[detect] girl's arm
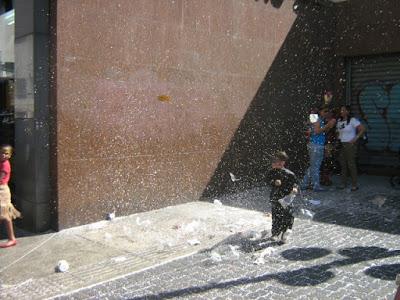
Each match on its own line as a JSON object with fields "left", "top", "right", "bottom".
{"left": 0, "top": 171, "right": 5, "bottom": 182}
{"left": 350, "top": 123, "right": 366, "bottom": 144}
{"left": 313, "top": 119, "right": 336, "bottom": 134}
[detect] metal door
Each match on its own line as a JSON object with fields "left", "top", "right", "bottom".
{"left": 347, "top": 54, "right": 400, "bottom": 169}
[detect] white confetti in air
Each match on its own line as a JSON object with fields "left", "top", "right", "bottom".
{"left": 309, "top": 113, "right": 319, "bottom": 123}
{"left": 229, "top": 172, "right": 241, "bottom": 182}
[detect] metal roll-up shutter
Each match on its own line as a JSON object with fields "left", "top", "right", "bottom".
{"left": 347, "top": 54, "right": 400, "bottom": 170}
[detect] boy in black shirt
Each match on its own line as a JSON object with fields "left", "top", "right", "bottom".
{"left": 267, "top": 151, "right": 298, "bottom": 243}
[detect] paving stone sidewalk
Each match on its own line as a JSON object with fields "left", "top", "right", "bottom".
{"left": 0, "top": 201, "right": 271, "bottom": 299}
{"left": 54, "top": 175, "right": 400, "bottom": 299}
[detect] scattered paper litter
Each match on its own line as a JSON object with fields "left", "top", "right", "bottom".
{"left": 259, "top": 247, "right": 276, "bottom": 257}
{"left": 182, "top": 220, "right": 202, "bottom": 233}
{"left": 228, "top": 245, "right": 240, "bottom": 258}
{"left": 370, "top": 195, "right": 386, "bottom": 207}
{"left": 86, "top": 222, "right": 107, "bottom": 231}
{"left": 254, "top": 257, "right": 265, "bottom": 265}
{"left": 210, "top": 251, "right": 222, "bottom": 262}
{"left": 253, "top": 247, "right": 276, "bottom": 265}
{"left": 172, "top": 224, "right": 181, "bottom": 230}
{"left": 300, "top": 209, "right": 315, "bottom": 219}
{"left": 246, "top": 230, "right": 262, "bottom": 241}
{"left": 55, "top": 260, "right": 69, "bottom": 273}
{"left": 111, "top": 256, "right": 127, "bottom": 263}
{"left": 106, "top": 212, "right": 115, "bottom": 221}
{"left": 136, "top": 217, "right": 151, "bottom": 226}
{"left": 213, "top": 199, "right": 223, "bottom": 206}
{"left": 308, "top": 199, "right": 321, "bottom": 205}
{"left": 187, "top": 239, "right": 201, "bottom": 246}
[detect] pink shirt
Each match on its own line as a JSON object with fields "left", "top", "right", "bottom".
{"left": 0, "top": 160, "right": 11, "bottom": 185}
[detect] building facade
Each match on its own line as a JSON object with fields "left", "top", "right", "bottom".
{"left": 1, "top": 0, "right": 399, "bottom": 232}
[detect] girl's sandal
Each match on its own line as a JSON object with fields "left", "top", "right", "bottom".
{"left": 0, "top": 240, "right": 17, "bottom": 248}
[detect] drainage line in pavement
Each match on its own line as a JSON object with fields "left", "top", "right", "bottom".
{"left": 0, "top": 232, "right": 58, "bottom": 274}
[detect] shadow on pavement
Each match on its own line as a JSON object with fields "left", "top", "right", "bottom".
{"left": 204, "top": 175, "right": 400, "bottom": 236}
{"left": 130, "top": 244, "right": 400, "bottom": 299}
{"left": 281, "top": 247, "right": 332, "bottom": 261}
{"left": 365, "top": 263, "right": 400, "bottom": 281}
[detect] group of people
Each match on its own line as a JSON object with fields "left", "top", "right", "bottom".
{"left": 301, "top": 103, "right": 366, "bottom": 192}
{"left": 266, "top": 97, "right": 366, "bottom": 243}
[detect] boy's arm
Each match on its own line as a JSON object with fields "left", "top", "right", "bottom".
{"left": 290, "top": 173, "right": 299, "bottom": 194}
{"left": 266, "top": 169, "right": 275, "bottom": 186}
{"left": 269, "top": 170, "right": 282, "bottom": 186}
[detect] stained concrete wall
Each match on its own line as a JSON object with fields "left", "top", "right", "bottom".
{"left": 335, "top": 0, "right": 400, "bottom": 57}
{"left": 53, "top": 0, "right": 337, "bottom": 229}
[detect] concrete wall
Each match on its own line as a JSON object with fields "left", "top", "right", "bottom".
{"left": 335, "top": 0, "right": 400, "bottom": 57}
{"left": 53, "top": 0, "right": 336, "bottom": 229}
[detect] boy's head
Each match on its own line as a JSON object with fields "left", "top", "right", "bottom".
{"left": 271, "top": 151, "right": 288, "bottom": 169}
{"left": 319, "top": 104, "right": 330, "bottom": 118}
{"left": 0, "top": 144, "right": 13, "bottom": 161}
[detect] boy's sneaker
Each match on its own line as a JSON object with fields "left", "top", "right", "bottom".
{"left": 260, "top": 230, "right": 269, "bottom": 239}
{"left": 300, "top": 185, "right": 309, "bottom": 191}
{"left": 313, "top": 186, "right": 327, "bottom": 192}
{"left": 270, "top": 235, "right": 280, "bottom": 241}
{"left": 281, "top": 230, "right": 292, "bottom": 243}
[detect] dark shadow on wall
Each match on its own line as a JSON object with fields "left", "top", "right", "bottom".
{"left": 201, "top": 4, "right": 336, "bottom": 199}
{"left": 255, "top": 0, "right": 284, "bottom": 8}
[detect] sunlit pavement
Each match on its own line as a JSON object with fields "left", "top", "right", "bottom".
{"left": 2, "top": 175, "right": 400, "bottom": 299}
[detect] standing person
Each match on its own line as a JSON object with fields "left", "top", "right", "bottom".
{"left": 320, "top": 109, "right": 340, "bottom": 186}
{"left": 336, "top": 105, "right": 366, "bottom": 191}
{"left": 301, "top": 105, "right": 336, "bottom": 192}
{"left": 0, "top": 144, "right": 21, "bottom": 248}
{"left": 267, "top": 151, "right": 298, "bottom": 243}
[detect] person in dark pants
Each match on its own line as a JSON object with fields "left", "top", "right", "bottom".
{"left": 336, "top": 105, "right": 366, "bottom": 191}
{"left": 267, "top": 151, "right": 298, "bottom": 243}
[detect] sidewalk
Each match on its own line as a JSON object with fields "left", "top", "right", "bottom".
{"left": 0, "top": 201, "right": 271, "bottom": 299}
{"left": 1, "top": 174, "right": 399, "bottom": 299}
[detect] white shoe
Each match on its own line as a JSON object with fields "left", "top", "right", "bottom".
{"left": 281, "top": 230, "right": 292, "bottom": 243}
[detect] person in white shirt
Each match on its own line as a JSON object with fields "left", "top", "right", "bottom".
{"left": 336, "top": 105, "right": 366, "bottom": 191}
